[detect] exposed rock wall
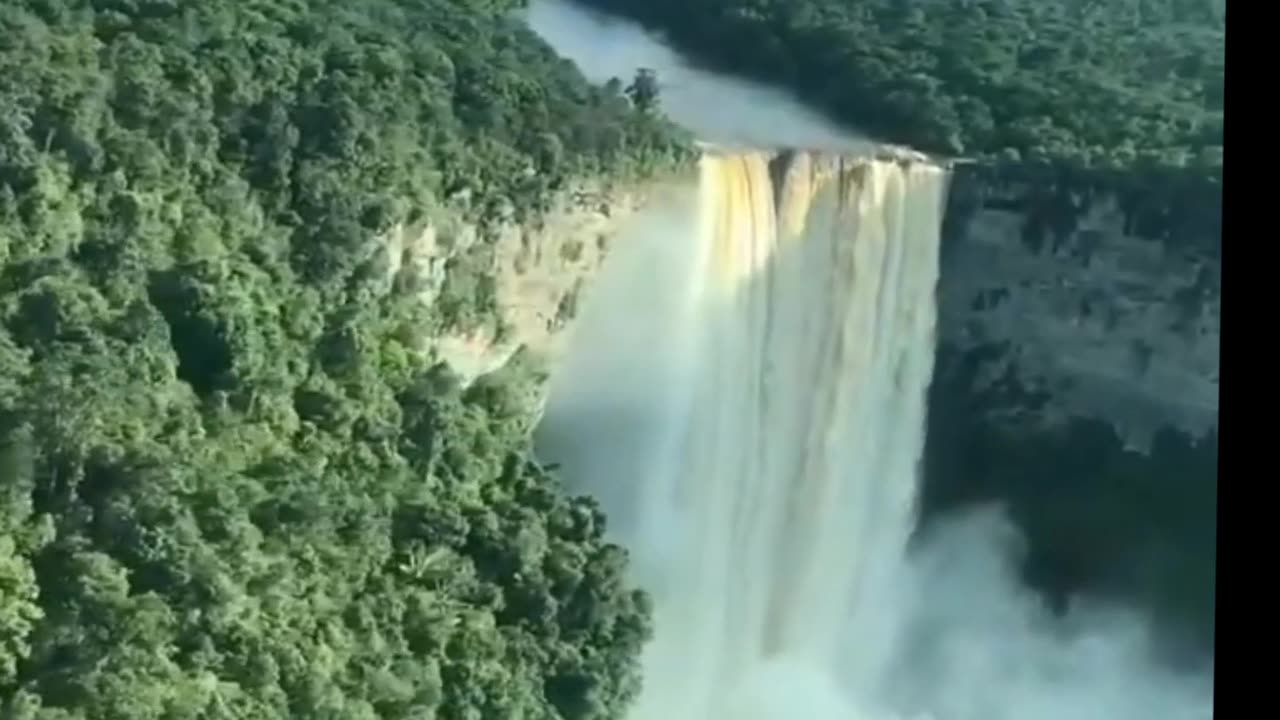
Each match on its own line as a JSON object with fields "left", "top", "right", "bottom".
{"left": 383, "top": 178, "right": 658, "bottom": 385}
{"left": 938, "top": 177, "right": 1221, "bottom": 447}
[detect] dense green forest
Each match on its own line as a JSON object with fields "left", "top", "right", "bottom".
{"left": 574, "top": 0, "right": 1224, "bottom": 174}
{"left": 0, "top": 0, "right": 691, "bottom": 717}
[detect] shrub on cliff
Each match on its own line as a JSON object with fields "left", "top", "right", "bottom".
{"left": 0, "top": 0, "right": 681, "bottom": 717}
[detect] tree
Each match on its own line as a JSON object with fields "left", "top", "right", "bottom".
{"left": 625, "top": 69, "right": 660, "bottom": 113}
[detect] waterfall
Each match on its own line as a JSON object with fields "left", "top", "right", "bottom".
{"left": 537, "top": 150, "right": 948, "bottom": 719}
{"left": 525, "top": 3, "right": 1215, "bottom": 716}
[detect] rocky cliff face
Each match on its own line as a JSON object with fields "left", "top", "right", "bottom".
{"left": 382, "top": 178, "right": 657, "bottom": 386}
{"left": 938, "top": 174, "right": 1221, "bottom": 448}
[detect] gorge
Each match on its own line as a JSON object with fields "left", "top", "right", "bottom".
{"left": 523, "top": 1, "right": 1217, "bottom": 718}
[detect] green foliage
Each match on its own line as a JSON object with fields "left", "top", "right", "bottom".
{"left": 624, "top": 70, "right": 660, "bottom": 115}
{"left": 0, "top": 0, "right": 686, "bottom": 717}
{"left": 575, "top": 0, "right": 1224, "bottom": 179}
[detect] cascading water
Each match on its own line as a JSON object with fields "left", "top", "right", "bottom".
{"left": 537, "top": 149, "right": 948, "bottom": 720}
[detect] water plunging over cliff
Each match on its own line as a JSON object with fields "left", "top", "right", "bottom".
{"left": 539, "top": 149, "right": 947, "bottom": 719}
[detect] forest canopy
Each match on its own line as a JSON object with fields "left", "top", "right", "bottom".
{"left": 574, "top": 0, "right": 1225, "bottom": 179}
{"left": 0, "top": 0, "right": 690, "bottom": 717}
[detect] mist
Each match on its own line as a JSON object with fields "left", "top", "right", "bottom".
{"left": 525, "top": 2, "right": 1214, "bottom": 719}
